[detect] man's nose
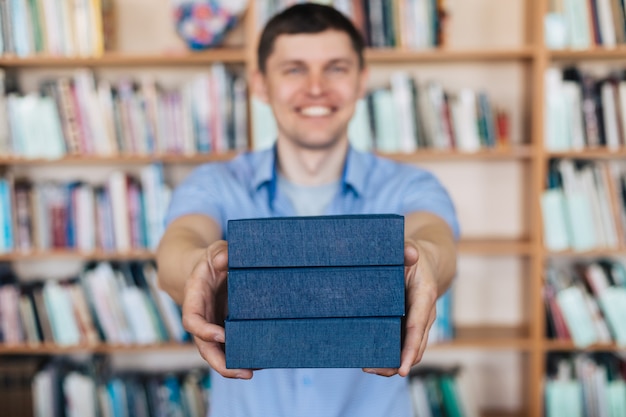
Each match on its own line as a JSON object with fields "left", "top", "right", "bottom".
{"left": 306, "top": 73, "right": 325, "bottom": 96}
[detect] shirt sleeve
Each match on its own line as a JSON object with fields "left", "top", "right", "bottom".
{"left": 400, "top": 169, "right": 460, "bottom": 240}
{"left": 163, "top": 163, "right": 225, "bottom": 229}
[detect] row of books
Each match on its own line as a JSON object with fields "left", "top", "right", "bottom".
{"left": 541, "top": 159, "right": 626, "bottom": 252}
{"left": 3, "top": 356, "right": 211, "bottom": 417}
{"left": 254, "top": 74, "right": 510, "bottom": 153}
{"left": 256, "top": 0, "right": 445, "bottom": 49}
{"left": 544, "top": 259, "right": 626, "bottom": 347}
{"left": 545, "top": 67, "right": 626, "bottom": 151}
{"left": 546, "top": 352, "right": 626, "bottom": 417}
{"left": 0, "top": 261, "right": 187, "bottom": 346}
{"left": 547, "top": 0, "right": 626, "bottom": 49}
{"left": 0, "top": 0, "right": 115, "bottom": 57}
{"left": 0, "top": 164, "right": 170, "bottom": 253}
{"left": 409, "top": 366, "right": 478, "bottom": 417}
{"left": 0, "top": 66, "right": 248, "bottom": 159}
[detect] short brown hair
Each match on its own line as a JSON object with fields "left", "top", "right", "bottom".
{"left": 257, "top": 3, "right": 365, "bottom": 73}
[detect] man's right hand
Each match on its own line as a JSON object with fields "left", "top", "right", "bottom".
{"left": 181, "top": 240, "right": 254, "bottom": 379}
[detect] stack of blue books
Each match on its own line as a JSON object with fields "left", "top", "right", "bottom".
{"left": 225, "top": 214, "right": 405, "bottom": 368}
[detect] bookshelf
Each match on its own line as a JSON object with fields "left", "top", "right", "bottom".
{"left": 2, "top": 0, "right": 623, "bottom": 415}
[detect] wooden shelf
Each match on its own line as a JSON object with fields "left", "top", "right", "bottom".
{"left": 0, "top": 342, "right": 195, "bottom": 355}
{"left": 0, "top": 151, "right": 240, "bottom": 166}
{"left": 381, "top": 146, "right": 534, "bottom": 162}
{"left": 429, "top": 326, "right": 532, "bottom": 350}
{"left": 544, "top": 340, "right": 626, "bottom": 352}
{"left": 549, "top": 46, "right": 626, "bottom": 61}
{"left": 0, "top": 249, "right": 155, "bottom": 261}
{"left": 546, "top": 148, "right": 626, "bottom": 160}
{"left": 0, "top": 147, "right": 534, "bottom": 166}
{"left": 458, "top": 238, "right": 533, "bottom": 255}
{"left": 0, "top": 49, "right": 247, "bottom": 67}
{"left": 545, "top": 247, "right": 626, "bottom": 258}
{"left": 365, "top": 47, "right": 536, "bottom": 63}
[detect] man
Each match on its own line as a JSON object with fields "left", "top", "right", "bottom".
{"left": 157, "top": 3, "right": 459, "bottom": 416}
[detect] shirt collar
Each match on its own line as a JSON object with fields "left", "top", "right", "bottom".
{"left": 250, "top": 144, "right": 368, "bottom": 197}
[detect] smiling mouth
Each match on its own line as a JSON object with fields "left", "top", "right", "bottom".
{"left": 297, "top": 106, "right": 336, "bottom": 117}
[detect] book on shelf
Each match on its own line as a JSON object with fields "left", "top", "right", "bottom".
{"left": 541, "top": 159, "right": 626, "bottom": 252}
{"left": 0, "top": 164, "right": 170, "bottom": 254}
{"left": 544, "top": 259, "right": 626, "bottom": 347}
{"left": 0, "top": 0, "right": 116, "bottom": 57}
{"left": 545, "top": 352, "right": 626, "bottom": 417}
{"left": 0, "top": 66, "right": 248, "bottom": 160}
{"left": 545, "top": 66, "right": 626, "bottom": 152}
{"left": 256, "top": 0, "right": 446, "bottom": 49}
{"left": 0, "top": 261, "right": 188, "bottom": 347}
{"left": 253, "top": 73, "right": 512, "bottom": 153}
{"left": 547, "top": 0, "right": 626, "bottom": 49}
{"left": 29, "top": 357, "right": 211, "bottom": 417}
{"left": 408, "top": 365, "right": 479, "bottom": 417}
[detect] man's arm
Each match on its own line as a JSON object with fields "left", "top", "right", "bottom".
{"left": 156, "top": 214, "right": 253, "bottom": 379}
{"left": 156, "top": 214, "right": 222, "bottom": 304}
{"left": 364, "top": 211, "right": 457, "bottom": 378}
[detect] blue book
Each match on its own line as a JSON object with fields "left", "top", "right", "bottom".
{"left": 228, "top": 265, "right": 404, "bottom": 319}
{"left": 225, "top": 317, "right": 401, "bottom": 368}
{"left": 228, "top": 214, "right": 404, "bottom": 268}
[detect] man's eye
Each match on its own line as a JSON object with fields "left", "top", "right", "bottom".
{"left": 328, "top": 66, "right": 348, "bottom": 74}
{"left": 285, "top": 67, "right": 304, "bottom": 75}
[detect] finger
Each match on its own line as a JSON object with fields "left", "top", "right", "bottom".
{"left": 414, "top": 308, "right": 437, "bottom": 364}
{"left": 399, "top": 289, "right": 437, "bottom": 377}
{"left": 362, "top": 367, "right": 398, "bottom": 377}
{"left": 195, "top": 339, "right": 253, "bottom": 379}
{"left": 183, "top": 313, "right": 225, "bottom": 343}
{"left": 404, "top": 241, "right": 419, "bottom": 266}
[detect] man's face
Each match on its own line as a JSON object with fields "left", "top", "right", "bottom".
{"left": 256, "top": 30, "right": 367, "bottom": 150}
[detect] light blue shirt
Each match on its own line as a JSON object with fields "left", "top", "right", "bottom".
{"left": 165, "top": 146, "right": 460, "bottom": 417}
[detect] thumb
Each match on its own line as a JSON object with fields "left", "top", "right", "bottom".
{"left": 208, "top": 240, "right": 229, "bottom": 272}
{"left": 404, "top": 240, "right": 419, "bottom": 266}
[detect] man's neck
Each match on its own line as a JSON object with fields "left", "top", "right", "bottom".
{"left": 276, "top": 139, "right": 349, "bottom": 186}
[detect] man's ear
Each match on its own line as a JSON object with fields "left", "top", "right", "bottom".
{"left": 252, "top": 70, "right": 269, "bottom": 103}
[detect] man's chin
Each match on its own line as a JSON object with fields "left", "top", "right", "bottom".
{"left": 290, "top": 135, "right": 347, "bottom": 151}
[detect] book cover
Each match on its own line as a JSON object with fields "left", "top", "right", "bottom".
{"left": 225, "top": 317, "right": 401, "bottom": 369}
{"left": 228, "top": 214, "right": 404, "bottom": 268}
{"left": 228, "top": 265, "right": 404, "bottom": 319}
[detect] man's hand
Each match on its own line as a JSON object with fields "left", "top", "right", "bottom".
{"left": 181, "top": 240, "right": 254, "bottom": 379}
{"left": 363, "top": 240, "right": 438, "bottom": 378}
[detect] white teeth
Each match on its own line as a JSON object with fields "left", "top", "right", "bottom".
{"left": 299, "top": 106, "right": 332, "bottom": 117}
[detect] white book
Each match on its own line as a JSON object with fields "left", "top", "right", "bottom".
{"left": 563, "top": 0, "right": 591, "bottom": 48}
{"left": 76, "top": 184, "right": 95, "bottom": 251}
{"left": 596, "top": 0, "right": 617, "bottom": 47}
{"left": 96, "top": 80, "right": 119, "bottom": 155}
{"left": 390, "top": 71, "right": 417, "bottom": 153}
{"left": 579, "top": 165, "right": 607, "bottom": 247}
{"left": 408, "top": 378, "right": 432, "bottom": 417}
{"left": 43, "top": 281, "right": 81, "bottom": 345}
{"left": 120, "top": 286, "right": 159, "bottom": 344}
{"left": 562, "top": 81, "right": 585, "bottom": 150}
{"left": 348, "top": 98, "right": 373, "bottom": 151}
{"left": 452, "top": 89, "right": 481, "bottom": 152}
{"left": 601, "top": 82, "right": 620, "bottom": 150}
{"left": 545, "top": 68, "right": 570, "bottom": 150}
{"left": 64, "top": 372, "right": 96, "bottom": 417}
{"left": 591, "top": 165, "right": 619, "bottom": 248}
